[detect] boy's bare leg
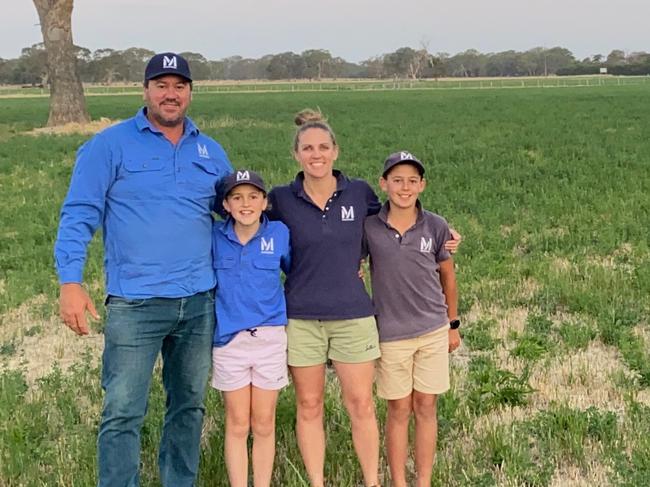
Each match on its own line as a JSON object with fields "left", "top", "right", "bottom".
{"left": 413, "top": 391, "right": 438, "bottom": 487}
{"left": 334, "top": 360, "right": 380, "bottom": 487}
{"left": 224, "top": 386, "right": 252, "bottom": 487}
{"left": 386, "top": 394, "right": 413, "bottom": 487}
{"left": 290, "top": 364, "right": 326, "bottom": 487}
{"left": 251, "top": 387, "right": 280, "bottom": 487}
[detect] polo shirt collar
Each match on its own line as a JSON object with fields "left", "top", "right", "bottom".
{"left": 220, "top": 214, "right": 269, "bottom": 245}
{"left": 135, "top": 107, "right": 200, "bottom": 137}
{"left": 289, "top": 170, "right": 349, "bottom": 200}
{"left": 377, "top": 200, "right": 424, "bottom": 226}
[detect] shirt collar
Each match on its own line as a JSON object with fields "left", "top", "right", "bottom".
{"left": 135, "top": 107, "right": 199, "bottom": 136}
{"left": 289, "top": 169, "right": 349, "bottom": 200}
{"left": 220, "top": 213, "right": 269, "bottom": 245}
{"left": 377, "top": 200, "right": 424, "bottom": 225}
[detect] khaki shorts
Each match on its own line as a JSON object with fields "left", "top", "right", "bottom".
{"left": 287, "top": 316, "right": 380, "bottom": 366}
{"left": 376, "top": 325, "right": 450, "bottom": 400}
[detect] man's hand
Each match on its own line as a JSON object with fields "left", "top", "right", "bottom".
{"left": 445, "top": 228, "right": 463, "bottom": 254}
{"left": 59, "top": 283, "right": 99, "bottom": 336}
{"left": 448, "top": 328, "right": 461, "bottom": 353}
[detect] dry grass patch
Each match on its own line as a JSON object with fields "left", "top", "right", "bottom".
{"left": 517, "top": 277, "right": 541, "bottom": 301}
{"left": 548, "top": 458, "right": 613, "bottom": 487}
{"left": 0, "top": 295, "right": 103, "bottom": 385}
{"left": 26, "top": 117, "right": 118, "bottom": 136}
{"left": 527, "top": 342, "right": 635, "bottom": 412}
{"left": 552, "top": 257, "right": 574, "bottom": 273}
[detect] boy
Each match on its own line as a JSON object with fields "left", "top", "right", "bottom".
{"left": 211, "top": 170, "right": 291, "bottom": 487}
{"left": 363, "top": 151, "right": 461, "bottom": 487}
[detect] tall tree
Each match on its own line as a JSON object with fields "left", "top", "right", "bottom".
{"left": 33, "top": 0, "right": 89, "bottom": 126}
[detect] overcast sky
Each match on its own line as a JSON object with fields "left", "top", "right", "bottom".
{"left": 4, "top": 0, "right": 648, "bottom": 62}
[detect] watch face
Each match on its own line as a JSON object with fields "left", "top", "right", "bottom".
{"left": 449, "top": 319, "right": 461, "bottom": 329}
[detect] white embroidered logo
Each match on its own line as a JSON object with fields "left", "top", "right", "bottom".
{"left": 261, "top": 237, "right": 274, "bottom": 254}
{"left": 420, "top": 237, "right": 433, "bottom": 253}
{"left": 341, "top": 206, "right": 355, "bottom": 221}
{"left": 163, "top": 55, "right": 177, "bottom": 69}
{"left": 236, "top": 170, "right": 250, "bottom": 181}
{"left": 400, "top": 151, "right": 415, "bottom": 160}
{"left": 197, "top": 144, "right": 209, "bottom": 159}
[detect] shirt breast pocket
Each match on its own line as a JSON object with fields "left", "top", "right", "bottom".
{"left": 115, "top": 157, "right": 168, "bottom": 198}
{"left": 253, "top": 256, "right": 281, "bottom": 290}
{"left": 190, "top": 158, "right": 221, "bottom": 197}
{"left": 253, "top": 256, "right": 280, "bottom": 270}
{"left": 214, "top": 256, "right": 236, "bottom": 270}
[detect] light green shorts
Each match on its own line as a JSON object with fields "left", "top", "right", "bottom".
{"left": 287, "top": 316, "right": 381, "bottom": 367}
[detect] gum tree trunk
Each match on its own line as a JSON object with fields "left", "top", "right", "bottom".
{"left": 33, "top": 0, "right": 90, "bottom": 126}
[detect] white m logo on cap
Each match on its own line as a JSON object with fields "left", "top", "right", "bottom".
{"left": 341, "top": 206, "right": 355, "bottom": 221}
{"left": 236, "top": 171, "right": 250, "bottom": 181}
{"left": 261, "top": 237, "right": 274, "bottom": 254}
{"left": 163, "top": 56, "right": 177, "bottom": 69}
{"left": 420, "top": 237, "right": 432, "bottom": 253}
{"left": 400, "top": 151, "right": 415, "bottom": 160}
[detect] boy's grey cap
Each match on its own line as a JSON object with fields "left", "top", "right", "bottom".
{"left": 382, "top": 151, "right": 425, "bottom": 177}
{"left": 144, "top": 52, "right": 192, "bottom": 82}
{"left": 221, "top": 170, "right": 267, "bottom": 196}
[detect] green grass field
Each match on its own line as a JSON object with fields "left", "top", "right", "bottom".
{"left": 0, "top": 84, "right": 649, "bottom": 486}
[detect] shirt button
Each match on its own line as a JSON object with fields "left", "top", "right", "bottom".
{"left": 142, "top": 163, "right": 148, "bottom": 168}
{"left": 322, "top": 215, "right": 326, "bottom": 219}
{"left": 325, "top": 207, "right": 329, "bottom": 210}
{"left": 395, "top": 234, "right": 400, "bottom": 238}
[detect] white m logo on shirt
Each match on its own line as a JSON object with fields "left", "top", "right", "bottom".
{"left": 163, "top": 56, "right": 177, "bottom": 69}
{"left": 420, "top": 237, "right": 432, "bottom": 253}
{"left": 236, "top": 170, "right": 250, "bottom": 181}
{"left": 261, "top": 237, "right": 274, "bottom": 254}
{"left": 197, "top": 144, "right": 209, "bottom": 158}
{"left": 341, "top": 206, "right": 355, "bottom": 221}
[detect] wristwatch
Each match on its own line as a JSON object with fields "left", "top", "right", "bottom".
{"left": 449, "top": 319, "right": 461, "bottom": 330}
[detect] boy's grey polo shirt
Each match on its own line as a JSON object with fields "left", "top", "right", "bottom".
{"left": 268, "top": 170, "right": 381, "bottom": 320}
{"left": 363, "top": 202, "right": 452, "bottom": 342}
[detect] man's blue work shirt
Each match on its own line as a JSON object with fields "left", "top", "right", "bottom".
{"left": 267, "top": 170, "right": 381, "bottom": 320}
{"left": 212, "top": 216, "right": 291, "bottom": 346}
{"left": 54, "top": 108, "right": 233, "bottom": 299}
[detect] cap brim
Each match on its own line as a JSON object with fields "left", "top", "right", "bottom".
{"left": 145, "top": 70, "right": 192, "bottom": 82}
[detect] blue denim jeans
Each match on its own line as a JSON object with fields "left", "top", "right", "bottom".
{"left": 97, "top": 290, "right": 214, "bottom": 487}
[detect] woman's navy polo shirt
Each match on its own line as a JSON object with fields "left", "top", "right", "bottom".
{"left": 267, "top": 170, "right": 381, "bottom": 320}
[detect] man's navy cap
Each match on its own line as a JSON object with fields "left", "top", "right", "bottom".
{"left": 144, "top": 52, "right": 192, "bottom": 82}
{"left": 222, "top": 170, "right": 267, "bottom": 197}
{"left": 382, "top": 151, "right": 425, "bottom": 177}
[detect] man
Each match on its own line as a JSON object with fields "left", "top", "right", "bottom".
{"left": 55, "top": 52, "right": 233, "bottom": 487}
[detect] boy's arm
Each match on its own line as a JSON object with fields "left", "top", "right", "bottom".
{"left": 439, "top": 257, "right": 461, "bottom": 352}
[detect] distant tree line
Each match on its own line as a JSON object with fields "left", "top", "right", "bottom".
{"left": 2, "top": 44, "right": 650, "bottom": 86}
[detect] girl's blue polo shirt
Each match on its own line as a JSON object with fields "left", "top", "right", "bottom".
{"left": 267, "top": 170, "right": 381, "bottom": 320}
{"left": 212, "top": 216, "right": 291, "bottom": 346}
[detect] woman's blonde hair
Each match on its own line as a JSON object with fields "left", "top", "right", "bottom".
{"left": 292, "top": 108, "right": 337, "bottom": 152}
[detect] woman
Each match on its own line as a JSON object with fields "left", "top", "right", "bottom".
{"left": 268, "top": 110, "right": 459, "bottom": 487}
{"left": 267, "top": 109, "right": 381, "bottom": 487}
